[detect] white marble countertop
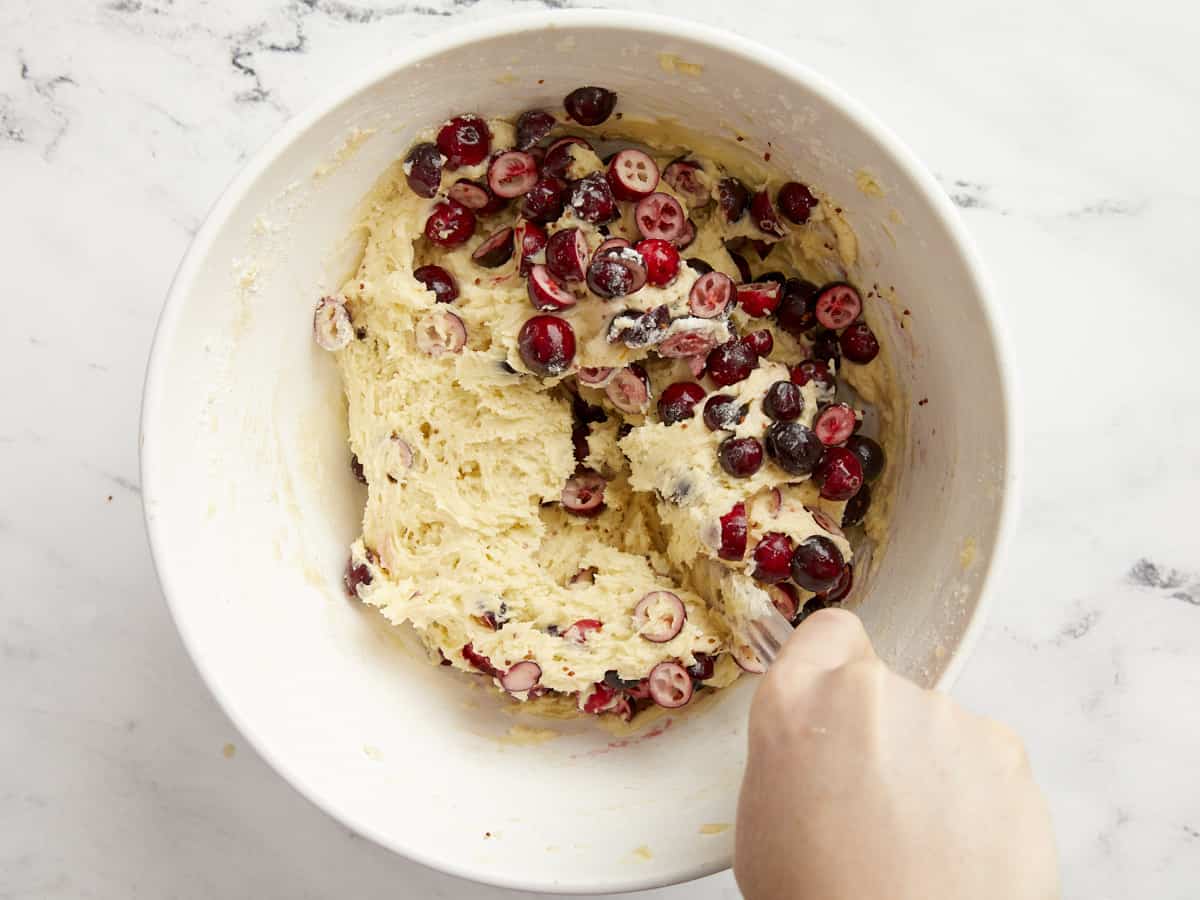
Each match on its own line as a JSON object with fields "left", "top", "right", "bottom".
{"left": 3, "top": 0, "right": 1198, "bottom": 896}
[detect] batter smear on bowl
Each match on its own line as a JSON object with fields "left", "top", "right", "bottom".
{"left": 314, "top": 86, "right": 896, "bottom": 721}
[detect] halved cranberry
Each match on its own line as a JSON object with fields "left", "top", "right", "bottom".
{"left": 814, "top": 283, "right": 863, "bottom": 330}
{"left": 564, "top": 618, "right": 604, "bottom": 644}
{"left": 688, "top": 271, "right": 734, "bottom": 318}
{"left": 569, "top": 173, "right": 619, "bottom": 224}
{"left": 658, "top": 381, "right": 707, "bottom": 424}
{"left": 635, "top": 193, "right": 687, "bottom": 242}
{"left": 819, "top": 563, "right": 855, "bottom": 604}
{"left": 731, "top": 642, "right": 766, "bottom": 674}
{"left": 448, "top": 179, "right": 491, "bottom": 210}
{"left": 518, "top": 315, "right": 575, "bottom": 376}
{"left": 791, "top": 535, "right": 845, "bottom": 593}
{"left": 577, "top": 366, "right": 616, "bottom": 387}
{"left": 403, "top": 142, "right": 443, "bottom": 198}
{"left": 583, "top": 683, "right": 619, "bottom": 714}
{"left": 776, "top": 278, "right": 820, "bottom": 336}
{"left": 436, "top": 114, "right": 490, "bottom": 169}
{"left": 471, "top": 226, "right": 514, "bottom": 268}
{"left": 767, "top": 582, "right": 800, "bottom": 621}
{"left": 687, "top": 652, "right": 716, "bottom": 682}
{"left": 808, "top": 506, "right": 845, "bottom": 538}
{"left": 753, "top": 532, "right": 794, "bottom": 584}
{"left": 424, "top": 200, "right": 476, "bottom": 247}
{"left": 594, "top": 236, "right": 631, "bottom": 257}
{"left": 810, "top": 329, "right": 842, "bottom": 365}
{"left": 563, "top": 86, "right": 617, "bottom": 125}
{"left": 562, "top": 469, "right": 606, "bottom": 516}
{"left": 703, "top": 394, "right": 748, "bottom": 431}
{"left": 790, "top": 359, "right": 835, "bottom": 393}
{"left": 633, "top": 591, "right": 687, "bottom": 642}
{"left": 728, "top": 249, "right": 752, "bottom": 283}
{"left": 814, "top": 446, "right": 864, "bottom": 500}
{"left": 736, "top": 282, "right": 783, "bottom": 317}
{"left": 718, "top": 502, "right": 747, "bottom": 560}
{"left": 522, "top": 174, "right": 567, "bottom": 222}
{"left": 815, "top": 403, "right": 858, "bottom": 445}
{"left": 675, "top": 218, "right": 697, "bottom": 250}
{"left": 515, "top": 109, "right": 556, "bottom": 150}
{"left": 344, "top": 556, "right": 372, "bottom": 597}
{"left": 706, "top": 339, "right": 758, "bottom": 386}
{"left": 500, "top": 660, "right": 542, "bottom": 692}
{"left": 718, "top": 177, "right": 749, "bottom": 222}
{"left": 527, "top": 264, "right": 576, "bottom": 310}
{"left": 648, "top": 661, "right": 693, "bottom": 708}
{"left": 842, "top": 483, "right": 872, "bottom": 527}
{"left": 607, "top": 305, "right": 668, "bottom": 348}
{"left": 314, "top": 297, "right": 353, "bottom": 350}
{"left": 545, "top": 227, "right": 590, "bottom": 282}
{"left": 719, "top": 436, "right": 764, "bottom": 477}
{"left": 514, "top": 219, "right": 547, "bottom": 276}
{"left": 845, "top": 434, "right": 886, "bottom": 482}
{"left": 841, "top": 322, "right": 880, "bottom": 364}
{"left": 659, "top": 323, "right": 722, "bottom": 359}
{"left": 663, "top": 159, "right": 710, "bottom": 207}
{"left": 415, "top": 309, "right": 467, "bottom": 356}
{"left": 764, "top": 380, "right": 804, "bottom": 421}
{"left": 765, "top": 421, "right": 823, "bottom": 475}
{"left": 461, "top": 642, "right": 498, "bottom": 676}
{"left": 778, "top": 181, "right": 818, "bottom": 223}
{"left": 543, "top": 136, "right": 593, "bottom": 177}
{"left": 488, "top": 150, "right": 539, "bottom": 198}
{"left": 636, "top": 238, "right": 680, "bottom": 286}
{"left": 607, "top": 149, "right": 660, "bottom": 201}
{"left": 605, "top": 364, "right": 651, "bottom": 414}
{"left": 587, "top": 249, "right": 646, "bottom": 298}
{"left": 742, "top": 329, "right": 774, "bottom": 358}
{"left": 750, "top": 189, "right": 786, "bottom": 237}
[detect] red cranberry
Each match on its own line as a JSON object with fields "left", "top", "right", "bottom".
{"left": 688, "top": 271, "right": 734, "bottom": 318}
{"left": 527, "top": 264, "right": 576, "bottom": 310}
{"left": 447, "top": 179, "right": 491, "bottom": 210}
{"left": 633, "top": 591, "right": 687, "bottom": 642}
{"left": 606, "top": 364, "right": 651, "bottom": 414}
{"left": 488, "top": 150, "right": 539, "bottom": 198}
{"left": 750, "top": 189, "right": 786, "bottom": 237}
{"left": 814, "top": 283, "right": 863, "bottom": 330}
{"left": 514, "top": 219, "right": 547, "bottom": 276}
{"left": 703, "top": 394, "right": 748, "bottom": 431}
{"left": 424, "top": 199, "right": 475, "bottom": 247}
{"left": 413, "top": 265, "right": 457, "bottom": 303}
{"left": 658, "top": 381, "right": 707, "bottom": 425}
{"left": 718, "top": 502, "right": 747, "bottom": 560}
{"left": 842, "top": 483, "right": 872, "bottom": 527}
{"left": 790, "top": 359, "right": 835, "bottom": 393}
{"left": 663, "top": 159, "right": 710, "bottom": 207}
{"left": 768, "top": 582, "right": 801, "bottom": 621}
{"left": 764, "top": 380, "right": 804, "bottom": 421}
{"left": 588, "top": 249, "right": 646, "bottom": 298}
{"left": 518, "top": 315, "right": 575, "bottom": 376}
{"left": 815, "top": 402, "right": 858, "bottom": 445}
{"left": 778, "top": 181, "right": 818, "bottom": 223}
{"left": 819, "top": 563, "right": 854, "bottom": 604}
{"left": 577, "top": 366, "right": 615, "bottom": 387}
{"left": 719, "top": 436, "right": 763, "bottom": 477}
{"left": 436, "top": 114, "right": 490, "bottom": 169}
{"left": 753, "top": 532, "right": 794, "bottom": 584}
{"left": 814, "top": 446, "right": 864, "bottom": 500}
{"left": 810, "top": 329, "right": 842, "bottom": 365}
{"left": 659, "top": 324, "right": 721, "bottom": 359}
{"left": 515, "top": 109, "right": 556, "bottom": 150}
{"left": 705, "top": 339, "right": 758, "bottom": 386}
{"left": 636, "top": 238, "right": 680, "bottom": 286}
{"left": 545, "top": 227, "right": 590, "bottom": 282}
{"left": 344, "top": 556, "right": 372, "bottom": 596}
{"left": 562, "top": 469, "right": 607, "bottom": 516}
{"left": 791, "top": 535, "right": 845, "bottom": 593}
{"left": 471, "top": 225, "right": 514, "bottom": 268}
{"left": 718, "top": 177, "right": 749, "bottom": 222}
{"left": 841, "top": 322, "right": 880, "bottom": 364}
{"left": 403, "top": 142, "right": 443, "bottom": 198}
{"left": 415, "top": 309, "right": 467, "bottom": 356}
{"left": 521, "top": 174, "right": 567, "bottom": 222}
{"left": 543, "top": 136, "right": 593, "bottom": 177}
{"left": 727, "top": 249, "right": 752, "bottom": 284}
{"left": 648, "top": 661, "right": 693, "bottom": 708}
{"left": 736, "top": 282, "right": 783, "bottom": 317}
{"left": 634, "top": 193, "right": 687, "bottom": 242}
{"left": 776, "top": 278, "right": 819, "bottom": 336}
{"left": 569, "top": 172, "right": 619, "bottom": 224}
{"left": 607, "top": 149, "right": 660, "bottom": 201}
{"left": 687, "top": 652, "right": 716, "bottom": 682}
{"left": 742, "top": 329, "right": 774, "bottom": 357}
{"left": 674, "top": 218, "right": 697, "bottom": 250}
{"left": 563, "top": 86, "right": 617, "bottom": 125}
{"left": 845, "top": 434, "right": 886, "bottom": 482}
{"left": 500, "top": 660, "right": 542, "bottom": 692}
{"left": 765, "top": 421, "right": 824, "bottom": 475}
{"left": 461, "top": 642, "right": 498, "bottom": 676}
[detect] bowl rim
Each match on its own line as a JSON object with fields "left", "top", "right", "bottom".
{"left": 139, "top": 9, "right": 1020, "bottom": 894}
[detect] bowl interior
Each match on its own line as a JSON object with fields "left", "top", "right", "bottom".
{"left": 141, "top": 13, "right": 1010, "bottom": 893}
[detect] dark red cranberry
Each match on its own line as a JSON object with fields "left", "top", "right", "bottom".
{"left": 842, "top": 483, "right": 872, "bottom": 527}
{"left": 527, "top": 264, "right": 576, "bottom": 310}
{"left": 687, "top": 652, "right": 716, "bottom": 682}
{"left": 514, "top": 219, "right": 547, "bottom": 276}
{"left": 685, "top": 257, "right": 713, "bottom": 275}
{"left": 845, "top": 434, "right": 886, "bottom": 482}
{"left": 543, "top": 136, "right": 593, "bottom": 177}
{"left": 413, "top": 265, "right": 458, "bottom": 303}
{"left": 736, "top": 282, "right": 783, "bottom": 317}
{"left": 607, "top": 149, "right": 660, "bottom": 200}
{"left": 658, "top": 381, "right": 707, "bottom": 425}
{"left": 750, "top": 189, "right": 786, "bottom": 237}
{"left": 727, "top": 249, "right": 752, "bottom": 284}
{"left": 764, "top": 380, "right": 804, "bottom": 421}
{"left": 436, "top": 114, "right": 490, "bottom": 169}
{"left": 776, "top": 278, "right": 820, "bottom": 337}
{"left": 447, "top": 179, "right": 490, "bottom": 210}
{"left": 742, "top": 329, "right": 774, "bottom": 357}
{"left": 757, "top": 271, "right": 785, "bottom": 285}
{"left": 719, "top": 436, "right": 763, "bottom": 477}
{"left": 814, "top": 446, "right": 864, "bottom": 500}
{"left": 588, "top": 250, "right": 646, "bottom": 298}
{"left": 705, "top": 339, "right": 758, "bottom": 386}
{"left": 545, "top": 227, "right": 590, "bottom": 282}
{"left": 819, "top": 563, "right": 855, "bottom": 604}
{"left": 635, "top": 193, "right": 687, "bottom": 242}
{"left": 636, "top": 238, "right": 680, "bottom": 286}
{"left": 752, "top": 532, "right": 794, "bottom": 584}
{"left": 518, "top": 315, "right": 576, "bottom": 376}
{"left": 488, "top": 150, "right": 539, "bottom": 198}
{"left": 424, "top": 199, "right": 476, "bottom": 247}
{"left": 344, "top": 556, "right": 372, "bottom": 596}
{"left": 778, "top": 181, "right": 818, "bottom": 223}
{"left": 563, "top": 86, "right": 617, "bottom": 125}
{"left": 688, "top": 271, "right": 734, "bottom": 318}
{"left": 718, "top": 177, "right": 749, "bottom": 222}
{"left": 570, "top": 172, "right": 619, "bottom": 224}
{"left": 814, "top": 283, "right": 863, "bottom": 330}
{"left": 815, "top": 402, "right": 858, "bottom": 445}
{"left": 607, "top": 305, "right": 667, "bottom": 347}
{"left": 403, "top": 142, "right": 443, "bottom": 198}
{"left": 471, "top": 225, "right": 514, "bottom": 268}
{"left": 594, "top": 236, "right": 631, "bottom": 256}
{"left": 461, "top": 642, "right": 498, "bottom": 676}
{"left": 572, "top": 423, "right": 590, "bottom": 462}
{"left": 790, "top": 359, "right": 835, "bottom": 393}
{"left": 765, "top": 421, "right": 824, "bottom": 475}
{"left": 703, "top": 394, "right": 748, "bottom": 431}
{"left": 841, "top": 322, "right": 880, "bottom": 364}
{"left": 810, "top": 329, "right": 842, "bottom": 365}
{"left": 790, "top": 535, "right": 845, "bottom": 593}
{"left": 718, "top": 502, "right": 747, "bottom": 560}
{"left": 521, "top": 174, "right": 567, "bottom": 222}
{"left": 515, "top": 109, "right": 556, "bottom": 150}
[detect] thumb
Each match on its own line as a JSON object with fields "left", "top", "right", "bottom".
{"left": 773, "top": 607, "right": 875, "bottom": 673}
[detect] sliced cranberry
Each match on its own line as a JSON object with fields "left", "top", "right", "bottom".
{"left": 842, "top": 483, "right": 872, "bottom": 527}
{"left": 545, "top": 227, "right": 590, "bottom": 282}
{"left": 808, "top": 506, "right": 845, "bottom": 538}
{"left": 526, "top": 264, "right": 576, "bottom": 310}
{"left": 521, "top": 174, "right": 567, "bottom": 222}
{"left": 634, "top": 193, "right": 687, "bottom": 242}
{"left": 562, "top": 469, "right": 607, "bottom": 516}
{"left": 461, "top": 642, "right": 498, "bottom": 676}
{"left": 742, "top": 329, "right": 774, "bottom": 358}
{"left": 718, "top": 177, "right": 749, "bottom": 222}
{"left": 344, "top": 556, "right": 372, "bottom": 597}
{"left": 814, "top": 403, "right": 858, "bottom": 445}
{"left": 765, "top": 421, "right": 823, "bottom": 475}
{"left": 564, "top": 618, "right": 604, "bottom": 644}
{"left": 663, "top": 159, "right": 710, "bottom": 207}
{"left": 703, "top": 394, "right": 749, "bottom": 431}
{"left": 594, "top": 236, "right": 631, "bottom": 257}
{"left": 543, "top": 136, "right": 593, "bottom": 177}
{"left": 607, "top": 305, "right": 668, "bottom": 348}
{"left": 570, "top": 172, "right": 619, "bottom": 224}
{"left": 776, "top": 278, "right": 820, "bottom": 337}
{"left": 448, "top": 179, "right": 491, "bottom": 210}
{"left": 753, "top": 532, "right": 794, "bottom": 584}
{"left": 515, "top": 109, "right": 556, "bottom": 150}
{"left": 471, "top": 226, "right": 514, "bottom": 268}
{"left": 675, "top": 218, "right": 697, "bottom": 250}
{"left": 846, "top": 434, "right": 886, "bottom": 482}
{"left": 688, "top": 271, "right": 734, "bottom": 318}
{"left": 767, "top": 582, "right": 800, "bottom": 620}
{"left": 563, "top": 86, "right": 617, "bottom": 125}
{"left": 728, "top": 249, "right": 752, "bottom": 284}
{"left": 764, "top": 380, "right": 804, "bottom": 421}
{"left": 403, "top": 142, "right": 443, "bottom": 198}
{"left": 791, "top": 535, "right": 845, "bottom": 593}
{"left": 577, "top": 366, "right": 616, "bottom": 387}
{"left": 487, "top": 150, "right": 538, "bottom": 198}
{"left": 607, "top": 149, "right": 660, "bottom": 201}
{"left": 518, "top": 314, "right": 575, "bottom": 376}
{"left": 424, "top": 200, "right": 476, "bottom": 248}
{"left": 814, "top": 283, "right": 863, "bottom": 330}
{"left": 605, "top": 364, "right": 651, "bottom": 414}
{"left": 736, "top": 281, "right": 782, "bottom": 317}
{"left": 820, "top": 563, "right": 855, "bottom": 604}
{"left": 583, "top": 683, "right": 618, "bottom": 714}
{"left": 731, "top": 642, "right": 766, "bottom": 674}
{"left": 500, "top": 660, "right": 541, "bottom": 692}
{"left": 685, "top": 257, "right": 713, "bottom": 275}
{"left": 514, "top": 219, "right": 547, "bottom": 276}
{"left": 841, "top": 322, "right": 880, "bottom": 364}
{"left": 814, "top": 446, "right": 864, "bottom": 500}
{"left": 636, "top": 238, "right": 680, "bottom": 286}
{"left": 588, "top": 248, "right": 646, "bottom": 298}
{"left": 687, "top": 652, "right": 716, "bottom": 682}
{"left": 810, "top": 329, "right": 842, "bottom": 365}
{"left": 436, "top": 114, "right": 490, "bottom": 169}
{"left": 706, "top": 339, "right": 758, "bottom": 386}
{"left": 790, "top": 359, "right": 836, "bottom": 393}
{"left": 648, "top": 661, "right": 693, "bottom": 708}
{"left": 750, "top": 189, "right": 786, "bottom": 237}
{"left": 415, "top": 309, "right": 467, "bottom": 356}
{"left": 719, "top": 436, "right": 764, "bottom": 477}
{"left": 778, "top": 181, "right": 818, "bottom": 223}
{"left": 659, "top": 323, "right": 722, "bottom": 359}
{"left": 313, "top": 296, "right": 353, "bottom": 351}
{"left": 658, "top": 381, "right": 707, "bottom": 424}
{"left": 633, "top": 591, "right": 687, "bottom": 642}
{"left": 718, "top": 502, "right": 747, "bottom": 560}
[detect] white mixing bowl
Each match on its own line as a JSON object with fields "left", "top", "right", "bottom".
{"left": 140, "top": 11, "right": 1017, "bottom": 894}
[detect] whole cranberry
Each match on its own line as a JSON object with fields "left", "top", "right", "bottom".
{"left": 706, "top": 339, "right": 758, "bottom": 387}
{"left": 810, "top": 329, "right": 842, "bottom": 365}
{"left": 404, "top": 142, "right": 443, "bottom": 198}
{"left": 413, "top": 265, "right": 458, "bottom": 303}
{"left": 752, "top": 532, "right": 794, "bottom": 584}
{"left": 424, "top": 200, "right": 475, "bottom": 247}
{"left": 790, "top": 359, "right": 835, "bottom": 393}
{"left": 718, "top": 436, "right": 764, "bottom": 477}
{"left": 742, "top": 329, "right": 773, "bottom": 357}
{"left": 636, "top": 238, "right": 680, "bottom": 286}
{"left": 436, "top": 114, "right": 490, "bottom": 168}
{"left": 518, "top": 315, "right": 576, "bottom": 377}
{"left": 778, "top": 182, "right": 819, "bottom": 223}
{"left": 763, "top": 380, "right": 804, "bottom": 421}
{"left": 718, "top": 502, "right": 747, "bottom": 560}
{"left": 522, "top": 174, "right": 567, "bottom": 222}
{"left": 842, "top": 483, "right": 872, "bottom": 527}
{"left": 765, "top": 421, "right": 824, "bottom": 475}
{"left": 776, "top": 278, "right": 820, "bottom": 337}
{"left": 814, "top": 446, "right": 864, "bottom": 500}
{"left": 791, "top": 535, "right": 845, "bottom": 593}
{"left": 563, "top": 86, "right": 617, "bottom": 125}
{"left": 841, "top": 322, "right": 881, "bottom": 364}
{"left": 569, "top": 173, "right": 619, "bottom": 224}
{"left": 845, "top": 434, "right": 886, "bottom": 482}
{"left": 703, "top": 394, "right": 748, "bottom": 431}
{"left": 658, "top": 381, "right": 707, "bottom": 425}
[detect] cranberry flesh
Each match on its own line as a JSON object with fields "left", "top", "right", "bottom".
{"left": 778, "top": 181, "right": 819, "bottom": 224}
{"left": 515, "top": 109, "right": 556, "bottom": 150}
{"left": 545, "top": 227, "right": 590, "bottom": 282}
{"left": 841, "top": 322, "right": 881, "bottom": 364}
{"left": 750, "top": 189, "right": 786, "bottom": 237}
{"left": 563, "top": 86, "right": 617, "bottom": 126}
{"left": 403, "top": 142, "right": 443, "bottom": 198}
{"left": 845, "top": 434, "right": 886, "bottom": 482}
{"left": 500, "top": 661, "right": 541, "bottom": 692}
{"left": 633, "top": 591, "right": 687, "bottom": 642}
{"left": 543, "top": 136, "right": 593, "bottom": 177}
{"left": 518, "top": 315, "right": 576, "bottom": 376}
{"left": 570, "top": 172, "right": 619, "bottom": 224}
{"left": 514, "top": 219, "right": 547, "bottom": 276}
{"left": 648, "top": 661, "right": 693, "bottom": 708}
{"left": 790, "top": 359, "right": 836, "bottom": 393}
{"left": 424, "top": 200, "right": 476, "bottom": 247}
{"left": 607, "top": 149, "right": 660, "bottom": 200}
{"left": 719, "top": 436, "right": 764, "bottom": 477}
{"left": 663, "top": 159, "right": 710, "bottom": 207}
{"left": 736, "top": 282, "right": 783, "bottom": 317}
{"left": 742, "top": 329, "right": 774, "bottom": 357}
{"left": 842, "top": 483, "right": 872, "bottom": 527}
{"left": 706, "top": 339, "right": 758, "bottom": 387}
{"left": 791, "top": 535, "right": 845, "bottom": 593}
{"left": 753, "top": 532, "right": 794, "bottom": 584}
{"left": 764, "top": 380, "right": 804, "bottom": 421}
{"left": 768, "top": 582, "right": 801, "bottom": 621}
{"left": 765, "top": 421, "right": 824, "bottom": 475}
{"left": 606, "top": 365, "right": 651, "bottom": 414}
{"left": 521, "top": 174, "right": 567, "bottom": 222}
{"left": 436, "top": 114, "right": 490, "bottom": 169}
{"left": 413, "top": 265, "right": 458, "bottom": 303}
{"left": 488, "top": 150, "right": 539, "bottom": 198}
{"left": 718, "top": 177, "right": 749, "bottom": 222}
{"left": 471, "top": 226, "right": 514, "bottom": 268}
{"left": 814, "top": 283, "right": 863, "bottom": 330}
{"left": 658, "top": 381, "right": 707, "bottom": 425}
{"left": 527, "top": 264, "right": 577, "bottom": 310}
{"left": 414, "top": 309, "right": 467, "bottom": 356}
{"left": 588, "top": 250, "right": 646, "bottom": 298}
{"left": 659, "top": 326, "right": 721, "bottom": 359}
{"left": 688, "top": 271, "right": 734, "bottom": 318}
{"left": 718, "top": 502, "right": 747, "bottom": 560}
{"left": 815, "top": 402, "right": 859, "bottom": 445}
{"left": 635, "top": 193, "right": 687, "bottom": 242}
{"left": 814, "top": 446, "right": 865, "bottom": 500}
{"left": 636, "top": 238, "right": 680, "bottom": 286}
{"left": 562, "top": 469, "right": 607, "bottom": 516}
{"left": 447, "top": 179, "right": 491, "bottom": 210}
{"left": 703, "top": 394, "right": 748, "bottom": 431}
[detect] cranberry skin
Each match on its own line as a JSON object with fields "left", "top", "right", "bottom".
{"left": 563, "top": 86, "right": 617, "bottom": 125}
{"left": 588, "top": 254, "right": 643, "bottom": 298}
{"left": 719, "top": 436, "right": 764, "bottom": 478}
{"left": 687, "top": 652, "right": 716, "bottom": 682}
{"left": 344, "top": 557, "right": 372, "bottom": 597}
{"left": 515, "top": 109, "right": 556, "bottom": 150}
{"left": 705, "top": 339, "right": 758, "bottom": 387}
{"left": 814, "top": 446, "right": 865, "bottom": 500}
{"left": 350, "top": 454, "right": 366, "bottom": 483}
{"left": 471, "top": 226, "right": 514, "bottom": 268}
{"left": 810, "top": 329, "right": 842, "bottom": 365}
{"left": 636, "top": 239, "right": 680, "bottom": 286}
{"left": 545, "top": 227, "right": 589, "bottom": 282}
{"left": 521, "top": 174, "right": 567, "bottom": 222}
{"left": 750, "top": 189, "right": 786, "bottom": 237}
{"left": 436, "top": 114, "right": 490, "bottom": 169}
{"left": 841, "top": 322, "right": 881, "bottom": 364}
{"left": 742, "top": 329, "right": 774, "bottom": 358}
{"left": 764, "top": 380, "right": 804, "bottom": 421}
{"left": 424, "top": 200, "right": 476, "bottom": 248}
{"left": 842, "top": 483, "right": 872, "bottom": 527}
{"left": 765, "top": 421, "right": 824, "bottom": 476}
{"left": 569, "top": 172, "right": 619, "bottom": 224}
{"left": 543, "top": 136, "right": 593, "bottom": 177}
{"left": 404, "top": 142, "right": 444, "bottom": 198}
{"left": 778, "top": 181, "right": 818, "bottom": 224}
{"left": 845, "top": 434, "right": 886, "bottom": 482}
{"left": 790, "top": 359, "right": 835, "bottom": 393}
{"left": 752, "top": 532, "right": 794, "bottom": 584}
{"left": 814, "top": 283, "right": 863, "bottom": 330}
{"left": 791, "top": 535, "right": 845, "bottom": 593}
{"left": 413, "top": 265, "right": 458, "bottom": 303}
{"left": 718, "top": 177, "right": 749, "bottom": 223}
{"left": 703, "top": 394, "right": 748, "bottom": 431}
{"left": 518, "top": 315, "right": 576, "bottom": 377}
{"left": 514, "top": 219, "right": 548, "bottom": 276}
{"left": 658, "top": 381, "right": 707, "bottom": 425}
{"left": 776, "top": 278, "right": 820, "bottom": 336}
{"left": 718, "top": 502, "right": 748, "bottom": 560}
{"left": 736, "top": 282, "right": 783, "bottom": 317}
{"left": 819, "top": 562, "right": 855, "bottom": 604}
